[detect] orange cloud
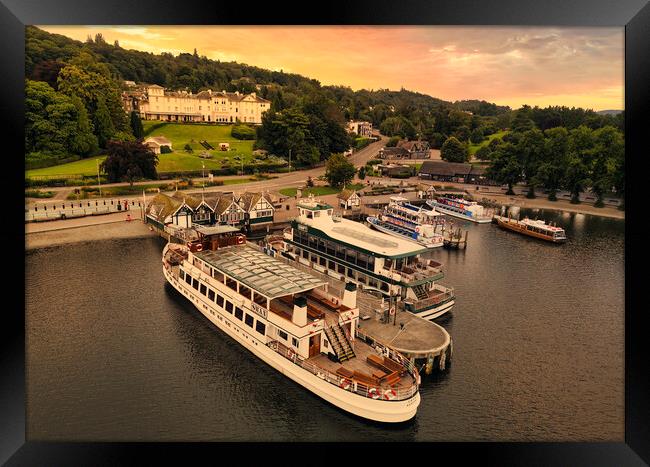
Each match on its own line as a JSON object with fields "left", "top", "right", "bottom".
{"left": 39, "top": 25, "right": 624, "bottom": 111}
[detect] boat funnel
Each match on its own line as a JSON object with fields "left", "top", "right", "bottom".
{"left": 293, "top": 295, "right": 308, "bottom": 327}
{"left": 342, "top": 282, "right": 358, "bottom": 309}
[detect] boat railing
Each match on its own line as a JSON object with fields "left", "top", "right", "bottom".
{"left": 267, "top": 338, "right": 418, "bottom": 401}
{"left": 401, "top": 284, "right": 454, "bottom": 311}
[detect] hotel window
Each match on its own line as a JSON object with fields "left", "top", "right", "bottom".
{"left": 278, "top": 330, "right": 288, "bottom": 341}
{"left": 217, "top": 295, "right": 224, "bottom": 308}
{"left": 200, "top": 284, "right": 207, "bottom": 295}
{"left": 255, "top": 321, "right": 266, "bottom": 336}
{"left": 208, "top": 289, "right": 215, "bottom": 301}
{"left": 226, "top": 301, "right": 233, "bottom": 313}
{"left": 235, "top": 307, "right": 244, "bottom": 321}
{"left": 244, "top": 314, "right": 254, "bottom": 328}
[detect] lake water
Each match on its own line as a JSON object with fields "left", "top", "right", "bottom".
{"left": 25, "top": 208, "right": 624, "bottom": 441}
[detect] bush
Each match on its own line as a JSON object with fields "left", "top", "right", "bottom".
{"left": 386, "top": 136, "right": 401, "bottom": 147}
{"left": 367, "top": 159, "right": 383, "bottom": 166}
{"left": 160, "top": 145, "right": 172, "bottom": 154}
{"left": 231, "top": 125, "right": 256, "bottom": 140}
{"left": 355, "top": 137, "right": 372, "bottom": 150}
{"left": 25, "top": 189, "right": 55, "bottom": 198}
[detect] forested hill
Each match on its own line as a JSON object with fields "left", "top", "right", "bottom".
{"left": 26, "top": 25, "right": 488, "bottom": 121}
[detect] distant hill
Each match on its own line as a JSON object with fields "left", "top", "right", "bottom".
{"left": 596, "top": 110, "right": 623, "bottom": 115}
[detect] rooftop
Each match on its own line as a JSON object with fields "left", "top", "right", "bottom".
{"left": 194, "top": 225, "right": 241, "bottom": 236}
{"left": 195, "top": 245, "right": 327, "bottom": 299}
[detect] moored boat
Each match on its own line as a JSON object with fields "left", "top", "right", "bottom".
{"left": 162, "top": 225, "right": 421, "bottom": 423}
{"left": 492, "top": 215, "right": 567, "bottom": 243}
{"left": 278, "top": 196, "right": 456, "bottom": 321}
{"left": 426, "top": 196, "right": 493, "bottom": 223}
{"left": 368, "top": 196, "right": 444, "bottom": 248}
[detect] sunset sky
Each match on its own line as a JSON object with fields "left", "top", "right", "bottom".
{"left": 40, "top": 26, "right": 624, "bottom": 111}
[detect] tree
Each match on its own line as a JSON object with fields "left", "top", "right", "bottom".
{"left": 486, "top": 143, "right": 522, "bottom": 195}
{"left": 564, "top": 155, "right": 590, "bottom": 204}
{"left": 511, "top": 106, "right": 536, "bottom": 132}
{"left": 386, "top": 136, "right": 401, "bottom": 147}
{"left": 325, "top": 153, "right": 356, "bottom": 188}
{"left": 590, "top": 126, "right": 624, "bottom": 207}
{"left": 518, "top": 129, "right": 545, "bottom": 198}
{"left": 100, "top": 140, "right": 159, "bottom": 184}
{"left": 69, "top": 94, "right": 98, "bottom": 156}
{"left": 469, "top": 128, "right": 485, "bottom": 144}
{"left": 535, "top": 127, "right": 569, "bottom": 200}
{"left": 440, "top": 136, "right": 468, "bottom": 163}
{"left": 306, "top": 176, "right": 314, "bottom": 187}
{"left": 358, "top": 166, "right": 367, "bottom": 180}
{"left": 93, "top": 97, "right": 115, "bottom": 148}
{"left": 130, "top": 111, "right": 144, "bottom": 140}
{"left": 475, "top": 145, "right": 492, "bottom": 161}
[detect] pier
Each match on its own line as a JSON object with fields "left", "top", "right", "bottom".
{"left": 266, "top": 247, "right": 453, "bottom": 374}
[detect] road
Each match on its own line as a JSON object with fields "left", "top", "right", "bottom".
{"left": 26, "top": 136, "right": 388, "bottom": 204}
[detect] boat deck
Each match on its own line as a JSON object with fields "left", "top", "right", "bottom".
{"left": 307, "top": 338, "right": 415, "bottom": 391}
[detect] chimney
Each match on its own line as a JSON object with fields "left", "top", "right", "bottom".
{"left": 342, "top": 282, "right": 357, "bottom": 309}
{"left": 292, "top": 295, "right": 308, "bottom": 327}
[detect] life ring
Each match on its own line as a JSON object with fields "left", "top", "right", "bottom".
{"left": 236, "top": 235, "right": 245, "bottom": 245}
{"left": 287, "top": 349, "right": 295, "bottom": 360}
{"left": 340, "top": 379, "right": 351, "bottom": 390}
{"left": 383, "top": 389, "right": 397, "bottom": 400}
{"left": 195, "top": 243, "right": 203, "bottom": 252}
{"left": 368, "top": 387, "right": 380, "bottom": 400}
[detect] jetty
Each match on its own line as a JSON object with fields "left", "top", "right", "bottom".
{"left": 265, "top": 247, "right": 452, "bottom": 374}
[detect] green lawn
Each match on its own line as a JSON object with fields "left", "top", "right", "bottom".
{"left": 468, "top": 130, "right": 508, "bottom": 156}
{"left": 279, "top": 183, "right": 364, "bottom": 197}
{"left": 26, "top": 122, "right": 273, "bottom": 178}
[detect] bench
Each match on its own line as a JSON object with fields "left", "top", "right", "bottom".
{"left": 336, "top": 367, "right": 354, "bottom": 379}
{"left": 352, "top": 370, "right": 379, "bottom": 386}
{"left": 308, "top": 294, "right": 340, "bottom": 311}
{"left": 382, "top": 371, "right": 401, "bottom": 386}
{"left": 372, "top": 369, "right": 387, "bottom": 380}
{"left": 306, "top": 305, "right": 325, "bottom": 321}
{"left": 366, "top": 354, "right": 392, "bottom": 374}
{"left": 381, "top": 357, "right": 408, "bottom": 376}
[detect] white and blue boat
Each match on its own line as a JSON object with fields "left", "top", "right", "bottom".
{"left": 367, "top": 197, "right": 443, "bottom": 248}
{"left": 426, "top": 196, "right": 493, "bottom": 224}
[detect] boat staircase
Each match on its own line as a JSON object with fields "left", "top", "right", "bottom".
{"left": 413, "top": 284, "right": 429, "bottom": 300}
{"left": 324, "top": 322, "right": 356, "bottom": 363}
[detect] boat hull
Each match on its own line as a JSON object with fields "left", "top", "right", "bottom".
{"left": 163, "top": 260, "right": 420, "bottom": 423}
{"left": 493, "top": 216, "right": 566, "bottom": 243}
{"left": 367, "top": 216, "right": 443, "bottom": 248}
{"left": 426, "top": 201, "right": 492, "bottom": 224}
{"left": 413, "top": 298, "right": 455, "bottom": 321}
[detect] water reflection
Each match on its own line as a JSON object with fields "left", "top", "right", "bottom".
{"left": 26, "top": 213, "right": 624, "bottom": 441}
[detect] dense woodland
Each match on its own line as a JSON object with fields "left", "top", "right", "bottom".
{"left": 25, "top": 26, "right": 624, "bottom": 203}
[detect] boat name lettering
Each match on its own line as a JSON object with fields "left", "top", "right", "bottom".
{"left": 251, "top": 302, "right": 268, "bottom": 318}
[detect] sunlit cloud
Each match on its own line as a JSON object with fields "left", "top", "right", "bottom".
{"left": 38, "top": 25, "right": 624, "bottom": 111}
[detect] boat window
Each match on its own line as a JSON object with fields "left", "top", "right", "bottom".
{"left": 278, "top": 330, "right": 288, "bottom": 341}
{"left": 239, "top": 284, "right": 252, "bottom": 300}
{"left": 216, "top": 295, "right": 224, "bottom": 307}
{"left": 208, "top": 289, "right": 215, "bottom": 301}
{"left": 192, "top": 278, "right": 199, "bottom": 290}
{"left": 302, "top": 250, "right": 309, "bottom": 259}
{"left": 179, "top": 269, "right": 185, "bottom": 280}
{"left": 226, "top": 277, "right": 238, "bottom": 292}
{"left": 306, "top": 212, "right": 313, "bottom": 219}
{"left": 253, "top": 292, "right": 267, "bottom": 307}
{"left": 185, "top": 274, "right": 192, "bottom": 286}
{"left": 200, "top": 284, "right": 207, "bottom": 295}
{"left": 245, "top": 314, "right": 254, "bottom": 327}
{"left": 319, "top": 256, "right": 326, "bottom": 266}
{"left": 235, "top": 307, "right": 243, "bottom": 320}
{"left": 314, "top": 211, "right": 320, "bottom": 217}
{"left": 292, "top": 337, "right": 299, "bottom": 348}
{"left": 255, "top": 321, "right": 266, "bottom": 336}
{"left": 226, "top": 301, "right": 233, "bottom": 313}
{"left": 337, "top": 264, "right": 345, "bottom": 274}
{"left": 328, "top": 260, "right": 336, "bottom": 270}
{"left": 381, "top": 282, "right": 389, "bottom": 292}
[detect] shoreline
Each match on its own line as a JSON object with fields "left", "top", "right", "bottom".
{"left": 475, "top": 192, "right": 625, "bottom": 220}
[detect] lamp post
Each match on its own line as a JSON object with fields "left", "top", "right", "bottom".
{"left": 288, "top": 149, "right": 291, "bottom": 172}
{"left": 96, "top": 159, "right": 102, "bottom": 197}
{"left": 202, "top": 161, "right": 205, "bottom": 191}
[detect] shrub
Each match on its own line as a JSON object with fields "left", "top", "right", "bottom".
{"left": 160, "top": 145, "right": 172, "bottom": 154}
{"left": 231, "top": 125, "right": 256, "bottom": 140}
{"left": 386, "top": 136, "right": 401, "bottom": 147}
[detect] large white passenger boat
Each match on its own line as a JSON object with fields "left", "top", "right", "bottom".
{"left": 426, "top": 196, "right": 493, "bottom": 223}
{"left": 367, "top": 196, "right": 444, "bottom": 248}
{"left": 162, "top": 225, "right": 421, "bottom": 423}
{"left": 280, "top": 197, "right": 456, "bottom": 321}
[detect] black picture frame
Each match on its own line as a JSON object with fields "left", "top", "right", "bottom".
{"left": 3, "top": 0, "right": 648, "bottom": 464}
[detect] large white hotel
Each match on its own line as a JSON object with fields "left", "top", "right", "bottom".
{"left": 122, "top": 82, "right": 271, "bottom": 124}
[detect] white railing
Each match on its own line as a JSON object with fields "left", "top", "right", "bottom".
{"left": 25, "top": 198, "right": 144, "bottom": 222}
{"left": 267, "top": 338, "right": 418, "bottom": 401}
